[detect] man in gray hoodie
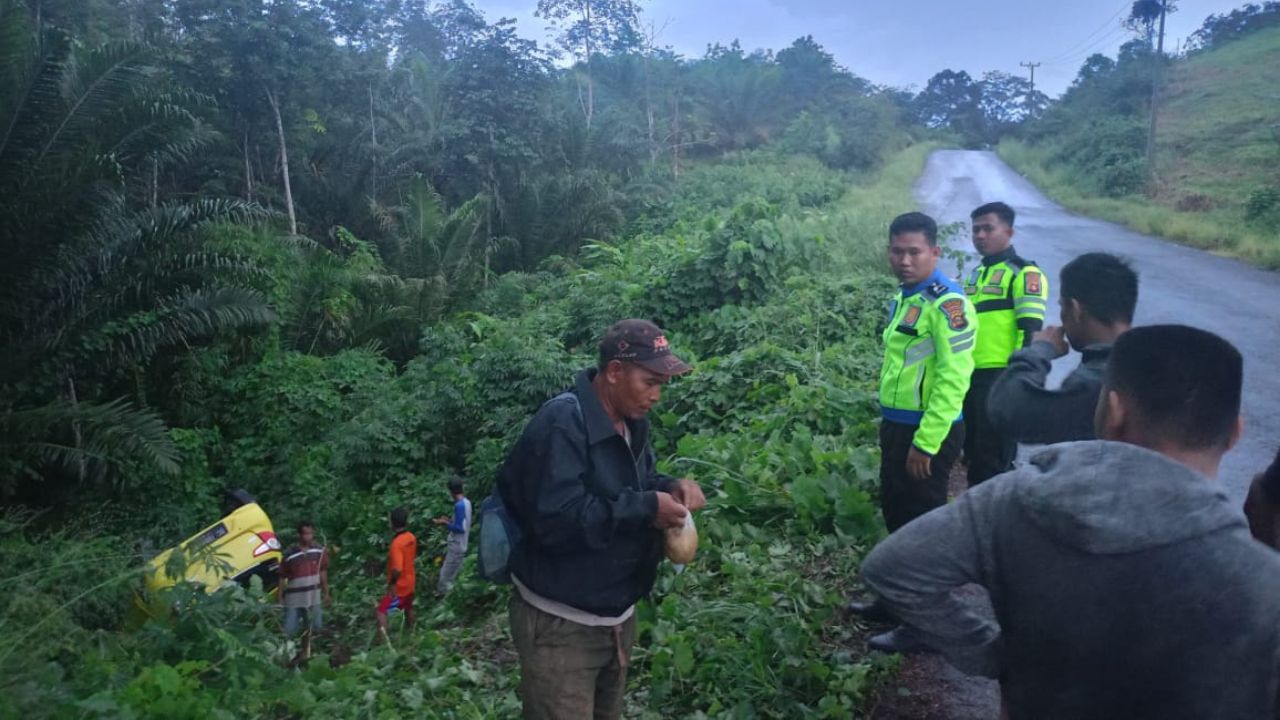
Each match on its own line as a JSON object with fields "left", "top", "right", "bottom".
{"left": 862, "top": 325, "right": 1280, "bottom": 719}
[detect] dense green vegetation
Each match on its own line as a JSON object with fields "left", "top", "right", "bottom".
{"left": 0, "top": 136, "right": 938, "bottom": 720}
{"left": 1000, "top": 7, "right": 1280, "bottom": 267}
{"left": 0, "top": 0, "right": 958, "bottom": 715}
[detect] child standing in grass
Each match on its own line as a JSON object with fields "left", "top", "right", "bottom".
{"left": 433, "top": 476, "right": 471, "bottom": 595}
{"left": 374, "top": 507, "right": 415, "bottom": 644}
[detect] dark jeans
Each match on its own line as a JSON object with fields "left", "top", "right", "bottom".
{"left": 963, "top": 368, "right": 1017, "bottom": 487}
{"left": 879, "top": 420, "right": 965, "bottom": 533}
{"left": 509, "top": 591, "right": 636, "bottom": 720}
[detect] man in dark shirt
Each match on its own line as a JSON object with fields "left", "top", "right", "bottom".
{"left": 987, "top": 252, "right": 1137, "bottom": 444}
{"left": 1244, "top": 448, "right": 1280, "bottom": 549}
{"left": 498, "top": 319, "right": 706, "bottom": 720}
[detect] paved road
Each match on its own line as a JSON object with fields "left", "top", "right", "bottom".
{"left": 917, "top": 149, "right": 1279, "bottom": 502}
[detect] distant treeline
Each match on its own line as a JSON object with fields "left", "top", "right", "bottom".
{"left": 1189, "top": 2, "right": 1280, "bottom": 52}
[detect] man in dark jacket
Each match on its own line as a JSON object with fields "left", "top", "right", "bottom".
{"left": 861, "top": 325, "right": 1280, "bottom": 719}
{"left": 498, "top": 319, "right": 705, "bottom": 720}
{"left": 987, "top": 252, "right": 1137, "bottom": 443}
{"left": 1244, "top": 448, "right": 1280, "bottom": 549}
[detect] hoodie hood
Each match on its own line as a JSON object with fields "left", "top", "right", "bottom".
{"left": 1013, "top": 441, "right": 1244, "bottom": 554}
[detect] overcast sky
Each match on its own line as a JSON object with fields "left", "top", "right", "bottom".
{"left": 469, "top": 0, "right": 1248, "bottom": 96}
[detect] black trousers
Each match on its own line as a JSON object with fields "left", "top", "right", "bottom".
{"left": 963, "top": 368, "right": 1017, "bottom": 487}
{"left": 879, "top": 420, "right": 965, "bottom": 533}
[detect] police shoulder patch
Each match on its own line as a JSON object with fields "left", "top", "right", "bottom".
{"left": 1024, "top": 270, "right": 1043, "bottom": 295}
{"left": 939, "top": 298, "right": 969, "bottom": 330}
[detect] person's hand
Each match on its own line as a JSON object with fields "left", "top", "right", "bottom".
{"left": 669, "top": 478, "right": 706, "bottom": 512}
{"left": 432, "top": 516, "right": 449, "bottom": 526}
{"left": 324, "top": 593, "right": 333, "bottom": 607}
{"left": 1032, "top": 326, "right": 1069, "bottom": 358}
{"left": 906, "top": 447, "right": 933, "bottom": 481}
{"left": 653, "top": 491, "right": 689, "bottom": 529}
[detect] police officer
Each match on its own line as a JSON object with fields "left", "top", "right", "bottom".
{"left": 878, "top": 212, "right": 977, "bottom": 531}
{"left": 962, "top": 201, "right": 1048, "bottom": 487}
{"left": 850, "top": 211, "right": 977, "bottom": 651}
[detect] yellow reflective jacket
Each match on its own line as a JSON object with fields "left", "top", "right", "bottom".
{"left": 963, "top": 248, "right": 1049, "bottom": 369}
{"left": 880, "top": 270, "right": 978, "bottom": 455}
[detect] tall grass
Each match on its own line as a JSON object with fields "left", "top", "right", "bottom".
{"left": 999, "top": 139, "right": 1280, "bottom": 268}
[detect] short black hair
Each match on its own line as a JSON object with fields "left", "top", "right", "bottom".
{"left": 389, "top": 507, "right": 409, "bottom": 529}
{"left": 1105, "top": 325, "right": 1242, "bottom": 450}
{"left": 970, "top": 201, "right": 1015, "bottom": 226}
{"left": 889, "top": 212, "right": 938, "bottom": 246}
{"left": 297, "top": 520, "right": 315, "bottom": 533}
{"left": 447, "top": 476, "right": 465, "bottom": 495}
{"left": 1060, "top": 252, "right": 1139, "bottom": 325}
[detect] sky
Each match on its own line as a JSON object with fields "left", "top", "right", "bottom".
{"left": 469, "top": 0, "right": 1248, "bottom": 96}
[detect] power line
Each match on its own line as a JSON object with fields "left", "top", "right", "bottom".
{"left": 1042, "top": 25, "right": 1132, "bottom": 69}
{"left": 1038, "top": 0, "right": 1134, "bottom": 65}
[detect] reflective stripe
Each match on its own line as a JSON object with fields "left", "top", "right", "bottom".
{"left": 1015, "top": 298, "right": 1047, "bottom": 317}
{"left": 904, "top": 338, "right": 935, "bottom": 366}
{"left": 950, "top": 339, "right": 975, "bottom": 353}
{"left": 949, "top": 329, "right": 976, "bottom": 345}
{"left": 912, "top": 365, "right": 924, "bottom": 407}
{"left": 975, "top": 298, "right": 1014, "bottom": 313}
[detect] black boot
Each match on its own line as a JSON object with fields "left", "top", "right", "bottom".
{"left": 868, "top": 627, "right": 931, "bottom": 654}
{"left": 845, "top": 599, "right": 895, "bottom": 624}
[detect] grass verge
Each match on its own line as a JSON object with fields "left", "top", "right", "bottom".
{"left": 998, "top": 140, "right": 1279, "bottom": 269}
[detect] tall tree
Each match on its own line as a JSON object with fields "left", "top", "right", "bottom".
{"left": 915, "top": 69, "right": 986, "bottom": 144}
{"left": 536, "top": 0, "right": 642, "bottom": 129}
{"left": 693, "top": 41, "right": 782, "bottom": 150}
{"left": 1126, "top": 0, "right": 1178, "bottom": 47}
{"left": 168, "top": 0, "right": 341, "bottom": 235}
{"left": 0, "top": 4, "right": 272, "bottom": 489}
{"left": 979, "top": 71, "right": 1047, "bottom": 127}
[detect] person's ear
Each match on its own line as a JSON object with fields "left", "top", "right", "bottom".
{"left": 605, "top": 359, "right": 624, "bottom": 383}
{"left": 1008, "top": 225, "right": 1016, "bottom": 240}
{"left": 1226, "top": 415, "right": 1244, "bottom": 452}
{"left": 1095, "top": 389, "right": 1127, "bottom": 440}
{"left": 930, "top": 245, "right": 941, "bottom": 259}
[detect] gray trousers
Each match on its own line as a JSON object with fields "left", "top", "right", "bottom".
{"left": 436, "top": 534, "right": 467, "bottom": 593}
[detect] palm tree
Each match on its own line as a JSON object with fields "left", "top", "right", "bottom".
{"left": 0, "top": 4, "right": 273, "bottom": 490}
{"left": 371, "top": 176, "right": 494, "bottom": 312}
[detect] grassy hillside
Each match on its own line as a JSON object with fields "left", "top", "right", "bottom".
{"left": 1001, "top": 26, "right": 1280, "bottom": 267}
{"left": 1159, "top": 25, "right": 1280, "bottom": 205}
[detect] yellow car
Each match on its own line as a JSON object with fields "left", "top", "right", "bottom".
{"left": 135, "top": 490, "right": 282, "bottom": 617}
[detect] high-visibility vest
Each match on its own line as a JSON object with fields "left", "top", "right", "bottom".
{"left": 963, "top": 249, "right": 1048, "bottom": 369}
{"left": 880, "top": 270, "right": 978, "bottom": 455}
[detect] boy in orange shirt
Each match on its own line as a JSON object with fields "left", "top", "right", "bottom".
{"left": 375, "top": 507, "right": 416, "bottom": 643}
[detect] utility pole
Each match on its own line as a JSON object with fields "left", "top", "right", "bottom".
{"left": 1146, "top": 0, "right": 1169, "bottom": 184}
{"left": 1020, "top": 61, "right": 1041, "bottom": 116}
